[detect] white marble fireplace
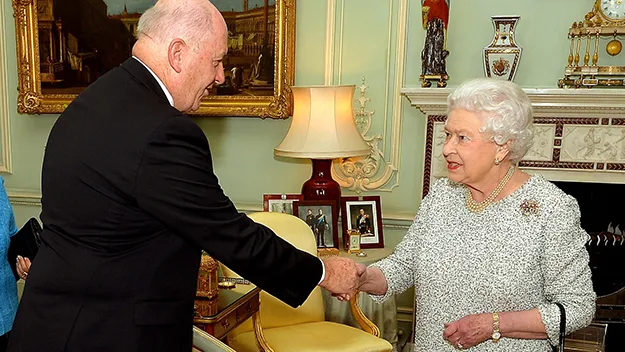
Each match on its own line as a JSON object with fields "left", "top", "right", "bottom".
{"left": 401, "top": 88, "right": 625, "bottom": 197}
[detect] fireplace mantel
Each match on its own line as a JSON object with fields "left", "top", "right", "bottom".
{"left": 401, "top": 87, "right": 625, "bottom": 196}
{"left": 401, "top": 87, "right": 625, "bottom": 117}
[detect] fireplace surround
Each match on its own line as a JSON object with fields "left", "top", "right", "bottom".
{"left": 403, "top": 87, "right": 625, "bottom": 351}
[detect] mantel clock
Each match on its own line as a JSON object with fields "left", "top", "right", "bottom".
{"left": 558, "top": 0, "right": 625, "bottom": 88}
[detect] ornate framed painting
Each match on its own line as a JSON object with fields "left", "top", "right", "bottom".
{"left": 12, "top": 0, "right": 295, "bottom": 118}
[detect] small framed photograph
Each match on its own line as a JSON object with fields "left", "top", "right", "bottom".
{"left": 263, "top": 194, "right": 302, "bottom": 215}
{"left": 293, "top": 200, "right": 339, "bottom": 250}
{"left": 340, "top": 196, "right": 384, "bottom": 248}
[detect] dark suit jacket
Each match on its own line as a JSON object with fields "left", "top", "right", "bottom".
{"left": 8, "top": 58, "right": 322, "bottom": 352}
{"left": 357, "top": 214, "right": 371, "bottom": 234}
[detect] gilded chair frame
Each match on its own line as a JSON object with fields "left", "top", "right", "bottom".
{"left": 193, "top": 326, "right": 237, "bottom": 352}
{"left": 251, "top": 291, "right": 381, "bottom": 352}
{"left": 12, "top": 0, "right": 296, "bottom": 118}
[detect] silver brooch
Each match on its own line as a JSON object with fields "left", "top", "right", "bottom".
{"left": 520, "top": 199, "right": 540, "bottom": 216}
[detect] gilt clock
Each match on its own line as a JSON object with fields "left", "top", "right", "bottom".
{"left": 597, "top": 0, "right": 625, "bottom": 23}
{"left": 558, "top": 0, "right": 625, "bottom": 88}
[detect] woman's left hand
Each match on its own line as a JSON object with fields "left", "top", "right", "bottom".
{"left": 16, "top": 255, "right": 31, "bottom": 280}
{"left": 443, "top": 313, "right": 492, "bottom": 350}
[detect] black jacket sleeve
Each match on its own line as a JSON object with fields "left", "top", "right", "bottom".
{"left": 134, "top": 116, "right": 321, "bottom": 307}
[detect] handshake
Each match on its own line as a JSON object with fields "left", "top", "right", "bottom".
{"left": 318, "top": 256, "right": 378, "bottom": 300}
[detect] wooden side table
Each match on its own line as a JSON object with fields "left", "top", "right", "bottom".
{"left": 193, "top": 285, "right": 261, "bottom": 341}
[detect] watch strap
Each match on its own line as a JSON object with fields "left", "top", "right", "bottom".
{"left": 491, "top": 312, "right": 501, "bottom": 342}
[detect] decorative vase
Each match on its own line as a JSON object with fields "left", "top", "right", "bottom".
{"left": 483, "top": 16, "right": 522, "bottom": 81}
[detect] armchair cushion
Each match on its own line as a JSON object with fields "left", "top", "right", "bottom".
{"left": 229, "top": 321, "right": 392, "bottom": 352}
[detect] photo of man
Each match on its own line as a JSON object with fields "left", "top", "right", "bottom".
{"left": 342, "top": 197, "right": 384, "bottom": 248}
{"left": 315, "top": 208, "right": 329, "bottom": 247}
{"left": 296, "top": 204, "right": 335, "bottom": 249}
{"left": 349, "top": 204, "right": 375, "bottom": 238}
{"left": 356, "top": 208, "right": 372, "bottom": 236}
{"left": 305, "top": 209, "right": 315, "bottom": 231}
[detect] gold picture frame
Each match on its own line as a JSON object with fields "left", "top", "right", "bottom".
{"left": 12, "top": 0, "right": 295, "bottom": 118}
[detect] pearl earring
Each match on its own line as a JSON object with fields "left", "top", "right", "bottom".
{"left": 494, "top": 158, "right": 501, "bottom": 165}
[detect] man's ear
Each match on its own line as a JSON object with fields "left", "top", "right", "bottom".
{"left": 168, "top": 38, "right": 186, "bottom": 73}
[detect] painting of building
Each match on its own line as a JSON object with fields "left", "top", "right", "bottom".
{"left": 37, "top": 0, "right": 277, "bottom": 97}
{"left": 38, "top": 0, "right": 135, "bottom": 92}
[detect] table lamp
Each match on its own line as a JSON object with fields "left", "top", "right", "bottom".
{"left": 274, "top": 85, "right": 370, "bottom": 202}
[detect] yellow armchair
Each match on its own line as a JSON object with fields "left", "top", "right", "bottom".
{"left": 225, "top": 212, "right": 392, "bottom": 352}
{"left": 193, "top": 326, "right": 236, "bottom": 352}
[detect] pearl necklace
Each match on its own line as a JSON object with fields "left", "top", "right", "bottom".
{"left": 465, "top": 166, "right": 515, "bottom": 213}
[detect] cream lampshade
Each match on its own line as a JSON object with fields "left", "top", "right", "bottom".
{"left": 275, "top": 85, "right": 370, "bottom": 202}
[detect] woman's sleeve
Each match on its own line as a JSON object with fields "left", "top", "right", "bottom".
{"left": 367, "top": 180, "right": 440, "bottom": 303}
{"left": 537, "top": 194, "right": 596, "bottom": 345}
{"left": 0, "top": 176, "right": 18, "bottom": 237}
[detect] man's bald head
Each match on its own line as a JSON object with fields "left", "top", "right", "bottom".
{"left": 132, "top": 0, "right": 228, "bottom": 112}
{"left": 136, "top": 0, "right": 225, "bottom": 49}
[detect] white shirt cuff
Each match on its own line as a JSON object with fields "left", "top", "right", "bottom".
{"left": 318, "top": 258, "right": 325, "bottom": 284}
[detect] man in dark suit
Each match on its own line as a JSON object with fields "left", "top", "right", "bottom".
{"left": 315, "top": 208, "right": 328, "bottom": 247}
{"left": 305, "top": 209, "right": 316, "bottom": 233}
{"left": 357, "top": 208, "right": 372, "bottom": 235}
{"left": 8, "top": 1, "right": 360, "bottom": 351}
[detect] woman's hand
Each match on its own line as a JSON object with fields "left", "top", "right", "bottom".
{"left": 16, "top": 255, "right": 31, "bottom": 280}
{"left": 443, "top": 313, "right": 492, "bottom": 350}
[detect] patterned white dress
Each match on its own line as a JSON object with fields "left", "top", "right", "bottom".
{"left": 369, "top": 176, "right": 596, "bottom": 351}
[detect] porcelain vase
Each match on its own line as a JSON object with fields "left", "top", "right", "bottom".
{"left": 483, "top": 16, "right": 522, "bottom": 81}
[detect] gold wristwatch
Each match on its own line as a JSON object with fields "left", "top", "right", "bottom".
{"left": 491, "top": 312, "right": 501, "bottom": 342}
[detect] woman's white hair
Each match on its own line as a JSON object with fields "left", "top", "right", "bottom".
{"left": 137, "top": 0, "right": 215, "bottom": 49}
{"left": 447, "top": 78, "right": 534, "bottom": 163}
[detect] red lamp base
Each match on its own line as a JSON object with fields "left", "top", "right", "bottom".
{"left": 301, "top": 159, "right": 341, "bottom": 203}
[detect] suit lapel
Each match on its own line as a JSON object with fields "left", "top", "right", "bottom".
{"left": 120, "top": 58, "right": 170, "bottom": 105}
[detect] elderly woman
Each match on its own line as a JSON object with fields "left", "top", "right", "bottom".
{"left": 355, "top": 78, "right": 595, "bottom": 351}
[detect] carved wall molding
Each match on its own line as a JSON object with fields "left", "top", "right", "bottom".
{"left": 403, "top": 87, "right": 625, "bottom": 197}
{"left": 0, "top": 2, "right": 13, "bottom": 173}
{"left": 333, "top": 77, "right": 388, "bottom": 192}
{"left": 328, "top": 0, "right": 407, "bottom": 193}
{"left": 7, "top": 194, "right": 415, "bottom": 226}
{"left": 8, "top": 190, "right": 41, "bottom": 206}
{"left": 235, "top": 202, "right": 414, "bottom": 227}
{"left": 323, "top": 0, "right": 337, "bottom": 84}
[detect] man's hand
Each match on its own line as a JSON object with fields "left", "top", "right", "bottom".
{"left": 332, "top": 263, "right": 367, "bottom": 301}
{"left": 319, "top": 256, "right": 360, "bottom": 295}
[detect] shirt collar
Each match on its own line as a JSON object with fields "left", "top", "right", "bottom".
{"left": 132, "top": 56, "right": 174, "bottom": 107}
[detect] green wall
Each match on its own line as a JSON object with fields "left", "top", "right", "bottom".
{"left": 2, "top": 0, "right": 426, "bottom": 250}
{"left": 1, "top": 0, "right": 606, "bottom": 310}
